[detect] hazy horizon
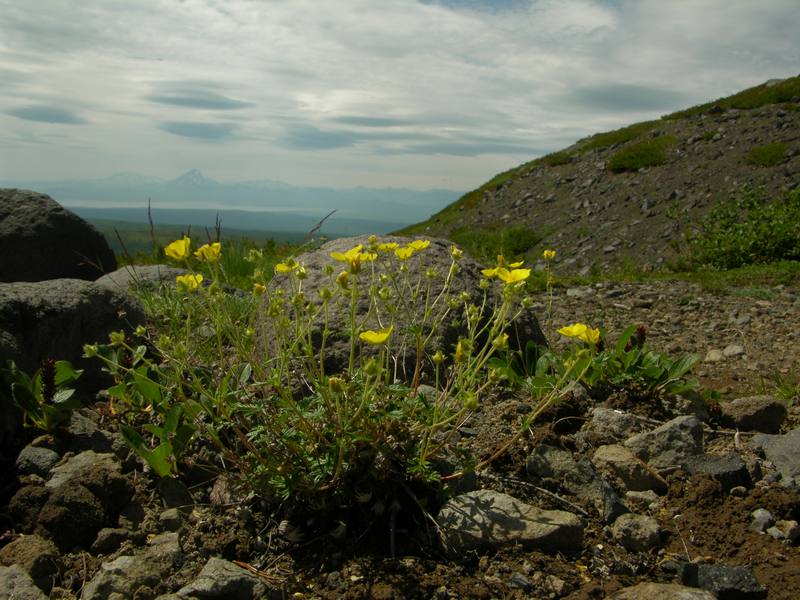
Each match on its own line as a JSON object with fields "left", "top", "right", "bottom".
{"left": 2, "top": 0, "right": 799, "bottom": 194}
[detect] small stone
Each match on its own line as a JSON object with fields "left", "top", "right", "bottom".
{"left": 730, "top": 485, "right": 747, "bottom": 497}
{"left": 610, "top": 513, "right": 662, "bottom": 552}
{"left": 0, "top": 564, "right": 48, "bottom": 600}
{"left": 624, "top": 415, "right": 704, "bottom": 470}
{"left": 15, "top": 446, "right": 60, "bottom": 478}
{"left": 608, "top": 582, "right": 715, "bottom": 599}
{"left": 173, "top": 556, "right": 281, "bottom": 599}
{"left": 0, "top": 534, "right": 60, "bottom": 592}
{"left": 625, "top": 490, "right": 660, "bottom": 512}
{"left": 721, "top": 395, "right": 787, "bottom": 433}
{"left": 508, "top": 572, "right": 533, "bottom": 591}
{"left": 750, "top": 508, "right": 774, "bottom": 533}
{"left": 722, "top": 344, "right": 745, "bottom": 357}
{"left": 704, "top": 349, "right": 723, "bottom": 363}
{"left": 683, "top": 563, "right": 767, "bottom": 599}
{"left": 771, "top": 520, "right": 800, "bottom": 543}
{"left": 92, "top": 528, "right": 130, "bottom": 554}
{"left": 682, "top": 453, "right": 750, "bottom": 492}
{"left": 159, "top": 508, "right": 183, "bottom": 532}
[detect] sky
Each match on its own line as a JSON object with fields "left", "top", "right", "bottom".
{"left": 1, "top": 0, "right": 799, "bottom": 191}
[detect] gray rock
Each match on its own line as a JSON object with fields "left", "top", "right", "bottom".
{"left": 159, "top": 508, "right": 183, "bottom": 532}
{"left": 261, "top": 235, "right": 546, "bottom": 381}
{"left": 751, "top": 427, "right": 800, "bottom": 481}
{"left": 704, "top": 349, "right": 724, "bottom": 363}
{"left": 0, "top": 188, "right": 116, "bottom": 282}
{"left": 610, "top": 513, "right": 662, "bottom": 552}
{"left": 625, "top": 490, "right": 661, "bottom": 512}
{"left": 0, "top": 279, "right": 144, "bottom": 389}
{"left": 624, "top": 415, "right": 704, "bottom": 469}
{"left": 526, "top": 445, "right": 627, "bottom": 522}
{"left": 720, "top": 395, "right": 787, "bottom": 433}
{"left": 592, "top": 444, "right": 668, "bottom": 494}
{"left": 682, "top": 563, "right": 767, "bottom": 599}
{"left": 750, "top": 508, "right": 774, "bottom": 533}
{"left": 92, "top": 528, "right": 131, "bottom": 554}
{"left": 46, "top": 450, "right": 119, "bottom": 489}
{"left": 95, "top": 264, "right": 188, "bottom": 292}
{"left": 65, "top": 411, "right": 115, "bottom": 453}
{"left": 82, "top": 532, "right": 182, "bottom": 600}
{"left": 7, "top": 486, "right": 50, "bottom": 533}
{"left": 15, "top": 446, "right": 60, "bottom": 478}
{"left": 589, "top": 407, "right": 645, "bottom": 442}
{"left": 0, "top": 564, "right": 48, "bottom": 600}
{"left": 436, "top": 490, "right": 583, "bottom": 557}
{"left": 607, "top": 582, "right": 715, "bottom": 599}
{"left": 174, "top": 557, "right": 281, "bottom": 599}
{"left": 767, "top": 519, "right": 800, "bottom": 543}
{"left": 0, "top": 534, "right": 60, "bottom": 593}
{"left": 682, "top": 452, "right": 750, "bottom": 492}
{"left": 722, "top": 344, "right": 745, "bottom": 357}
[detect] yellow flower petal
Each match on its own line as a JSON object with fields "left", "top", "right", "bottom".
{"left": 497, "top": 268, "right": 530, "bottom": 284}
{"left": 359, "top": 326, "right": 393, "bottom": 345}
{"left": 194, "top": 242, "right": 221, "bottom": 261}
{"left": 481, "top": 267, "right": 499, "bottom": 278}
{"left": 176, "top": 273, "right": 203, "bottom": 291}
{"left": 274, "top": 260, "right": 298, "bottom": 274}
{"left": 558, "top": 323, "right": 600, "bottom": 344}
{"left": 395, "top": 247, "right": 415, "bottom": 261}
{"left": 408, "top": 239, "right": 430, "bottom": 251}
{"left": 543, "top": 249, "right": 556, "bottom": 260}
{"left": 253, "top": 283, "right": 267, "bottom": 295}
{"left": 164, "top": 236, "right": 191, "bottom": 260}
{"left": 377, "top": 242, "right": 399, "bottom": 252}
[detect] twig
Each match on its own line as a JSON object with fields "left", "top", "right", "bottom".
{"left": 485, "top": 474, "right": 589, "bottom": 516}
{"left": 305, "top": 209, "right": 337, "bottom": 240}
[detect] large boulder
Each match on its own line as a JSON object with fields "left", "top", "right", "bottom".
{"left": 0, "top": 189, "right": 116, "bottom": 282}
{"left": 95, "top": 264, "right": 188, "bottom": 293}
{"left": 0, "top": 279, "right": 144, "bottom": 380}
{"left": 261, "top": 235, "right": 546, "bottom": 381}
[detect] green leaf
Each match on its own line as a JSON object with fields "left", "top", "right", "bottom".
{"left": 54, "top": 360, "right": 83, "bottom": 386}
{"left": 11, "top": 382, "right": 43, "bottom": 420}
{"left": 133, "top": 367, "right": 162, "bottom": 406}
{"left": 668, "top": 354, "right": 701, "bottom": 379}
{"left": 615, "top": 325, "right": 636, "bottom": 355}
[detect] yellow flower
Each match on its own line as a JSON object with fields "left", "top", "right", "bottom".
{"left": 408, "top": 239, "right": 430, "bottom": 251}
{"left": 359, "top": 325, "right": 393, "bottom": 345}
{"left": 492, "top": 333, "right": 509, "bottom": 351}
{"left": 395, "top": 247, "right": 415, "bottom": 261}
{"left": 454, "top": 339, "right": 466, "bottom": 363}
{"left": 450, "top": 246, "right": 463, "bottom": 259}
{"left": 481, "top": 267, "right": 499, "bottom": 278}
{"left": 377, "top": 242, "right": 400, "bottom": 252}
{"left": 496, "top": 268, "right": 531, "bottom": 285}
{"left": 164, "top": 236, "right": 191, "bottom": 260}
{"left": 558, "top": 323, "right": 600, "bottom": 345}
{"left": 274, "top": 259, "right": 298, "bottom": 274}
{"left": 194, "top": 242, "right": 221, "bottom": 261}
{"left": 331, "top": 245, "right": 376, "bottom": 273}
{"left": 253, "top": 283, "right": 267, "bottom": 295}
{"left": 176, "top": 273, "right": 203, "bottom": 291}
{"left": 496, "top": 255, "right": 523, "bottom": 268}
{"left": 336, "top": 271, "right": 350, "bottom": 289}
{"left": 543, "top": 249, "right": 556, "bottom": 261}
{"left": 368, "top": 234, "right": 378, "bottom": 245}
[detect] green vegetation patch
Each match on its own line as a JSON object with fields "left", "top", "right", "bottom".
{"left": 607, "top": 135, "right": 676, "bottom": 173}
{"left": 448, "top": 225, "right": 542, "bottom": 264}
{"left": 666, "top": 76, "right": 800, "bottom": 120}
{"left": 748, "top": 141, "right": 789, "bottom": 167}
{"left": 577, "top": 120, "right": 660, "bottom": 153}
{"left": 538, "top": 151, "right": 573, "bottom": 167}
{"left": 680, "top": 189, "right": 800, "bottom": 270}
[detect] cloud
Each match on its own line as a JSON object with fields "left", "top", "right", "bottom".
{"left": 333, "top": 116, "right": 414, "bottom": 127}
{"left": 280, "top": 125, "right": 357, "bottom": 150}
{"left": 562, "top": 83, "right": 690, "bottom": 112}
{"left": 6, "top": 105, "right": 88, "bottom": 124}
{"left": 146, "top": 82, "right": 252, "bottom": 110}
{"left": 158, "top": 121, "right": 237, "bottom": 141}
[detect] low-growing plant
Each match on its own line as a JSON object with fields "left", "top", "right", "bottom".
{"left": 1, "top": 359, "right": 83, "bottom": 432}
{"left": 607, "top": 136, "right": 676, "bottom": 173}
{"left": 679, "top": 188, "right": 800, "bottom": 270}
{"left": 748, "top": 142, "right": 788, "bottom": 167}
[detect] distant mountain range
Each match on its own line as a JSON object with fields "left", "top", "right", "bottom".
{"left": 0, "top": 170, "right": 461, "bottom": 236}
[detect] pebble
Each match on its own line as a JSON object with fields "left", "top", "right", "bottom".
{"left": 704, "top": 349, "right": 724, "bottom": 362}
{"left": 723, "top": 344, "right": 745, "bottom": 357}
{"left": 750, "top": 508, "right": 774, "bottom": 533}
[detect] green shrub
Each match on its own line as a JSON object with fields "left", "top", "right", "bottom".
{"left": 539, "top": 151, "right": 573, "bottom": 166}
{"left": 578, "top": 121, "right": 659, "bottom": 152}
{"left": 607, "top": 136, "right": 676, "bottom": 172}
{"left": 448, "top": 226, "right": 541, "bottom": 264}
{"left": 748, "top": 142, "right": 788, "bottom": 167}
{"left": 682, "top": 189, "right": 800, "bottom": 269}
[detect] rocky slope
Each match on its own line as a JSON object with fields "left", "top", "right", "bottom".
{"left": 402, "top": 77, "right": 800, "bottom": 274}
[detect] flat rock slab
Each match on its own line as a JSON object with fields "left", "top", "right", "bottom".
{"left": 682, "top": 563, "right": 767, "bottom": 599}
{"left": 46, "top": 450, "right": 120, "bottom": 489}
{"left": 95, "top": 264, "right": 188, "bottom": 292}
{"left": 436, "top": 490, "right": 582, "bottom": 557}
{"left": 607, "top": 582, "right": 715, "bottom": 599}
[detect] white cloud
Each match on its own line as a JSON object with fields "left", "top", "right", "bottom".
{"left": 0, "top": 0, "right": 798, "bottom": 190}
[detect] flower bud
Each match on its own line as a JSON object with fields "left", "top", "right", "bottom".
{"left": 109, "top": 331, "right": 126, "bottom": 345}
{"left": 450, "top": 246, "right": 463, "bottom": 259}
{"left": 336, "top": 271, "right": 350, "bottom": 289}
